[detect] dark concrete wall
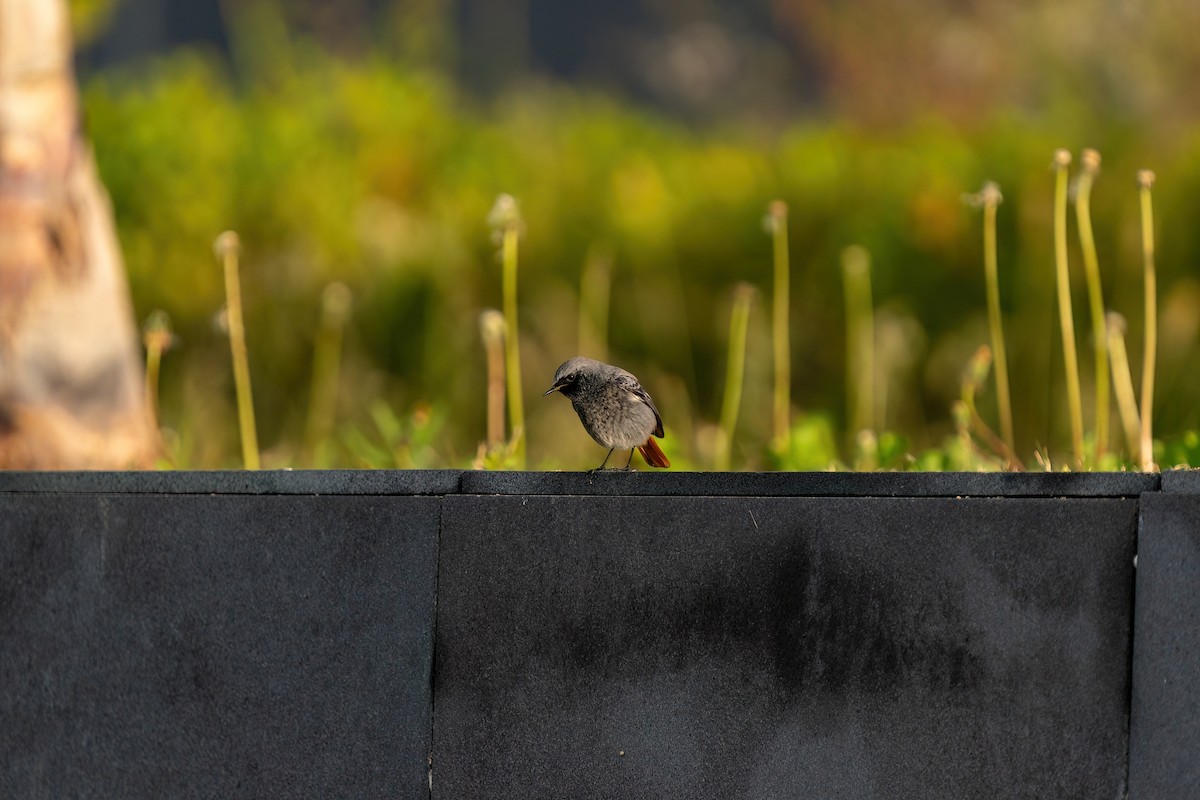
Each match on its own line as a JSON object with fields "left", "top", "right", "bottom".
{"left": 0, "top": 470, "right": 1189, "bottom": 799}
{"left": 0, "top": 492, "right": 438, "bottom": 798}
{"left": 434, "top": 494, "right": 1136, "bottom": 800}
{"left": 1129, "top": 489, "right": 1200, "bottom": 799}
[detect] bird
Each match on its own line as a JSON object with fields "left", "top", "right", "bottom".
{"left": 544, "top": 356, "right": 671, "bottom": 470}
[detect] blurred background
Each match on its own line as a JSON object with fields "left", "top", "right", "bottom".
{"left": 66, "top": 0, "right": 1200, "bottom": 469}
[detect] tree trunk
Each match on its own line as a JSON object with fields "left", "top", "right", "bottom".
{"left": 0, "top": 0, "right": 157, "bottom": 468}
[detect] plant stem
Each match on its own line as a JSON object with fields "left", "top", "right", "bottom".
{"left": 767, "top": 200, "right": 790, "bottom": 443}
{"left": 1075, "top": 149, "right": 1109, "bottom": 459}
{"left": 142, "top": 310, "right": 172, "bottom": 431}
{"left": 492, "top": 195, "right": 525, "bottom": 470}
{"left": 715, "top": 284, "right": 755, "bottom": 471}
{"left": 841, "top": 245, "right": 874, "bottom": 440}
{"left": 980, "top": 182, "right": 1015, "bottom": 455}
{"left": 215, "top": 231, "right": 260, "bottom": 470}
{"left": 145, "top": 345, "right": 162, "bottom": 427}
{"left": 1138, "top": 170, "right": 1158, "bottom": 471}
{"left": 302, "top": 282, "right": 351, "bottom": 467}
{"left": 1106, "top": 312, "right": 1141, "bottom": 459}
{"left": 961, "top": 344, "right": 1022, "bottom": 469}
{"left": 480, "top": 309, "right": 507, "bottom": 450}
{"left": 1052, "top": 150, "right": 1084, "bottom": 465}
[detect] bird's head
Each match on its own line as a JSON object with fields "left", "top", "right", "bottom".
{"left": 544, "top": 356, "right": 597, "bottom": 398}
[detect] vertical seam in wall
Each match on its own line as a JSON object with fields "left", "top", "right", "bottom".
{"left": 427, "top": 495, "right": 443, "bottom": 800}
{"left": 1124, "top": 495, "right": 1147, "bottom": 799}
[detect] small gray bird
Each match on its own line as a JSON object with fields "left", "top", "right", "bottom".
{"left": 544, "top": 356, "right": 671, "bottom": 470}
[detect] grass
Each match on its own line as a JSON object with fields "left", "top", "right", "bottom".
{"left": 1138, "top": 170, "right": 1158, "bottom": 472}
{"left": 1052, "top": 150, "right": 1084, "bottom": 466}
{"left": 147, "top": 152, "right": 1185, "bottom": 473}
{"left": 841, "top": 245, "right": 874, "bottom": 441}
{"left": 1107, "top": 312, "right": 1141, "bottom": 459}
{"left": 479, "top": 309, "right": 507, "bottom": 453}
{"left": 971, "top": 181, "right": 1015, "bottom": 456}
{"left": 766, "top": 200, "right": 791, "bottom": 445}
{"left": 142, "top": 309, "right": 173, "bottom": 433}
{"left": 1075, "top": 149, "right": 1109, "bottom": 460}
{"left": 490, "top": 194, "right": 526, "bottom": 469}
{"left": 714, "top": 283, "right": 756, "bottom": 471}
{"left": 215, "top": 231, "right": 260, "bottom": 470}
{"left": 302, "top": 282, "right": 352, "bottom": 467}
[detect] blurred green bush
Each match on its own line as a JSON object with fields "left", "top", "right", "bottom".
{"left": 80, "top": 9, "right": 1200, "bottom": 470}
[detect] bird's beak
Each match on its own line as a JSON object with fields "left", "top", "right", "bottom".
{"left": 543, "top": 382, "right": 565, "bottom": 396}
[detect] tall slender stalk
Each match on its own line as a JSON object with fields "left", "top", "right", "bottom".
{"left": 765, "top": 200, "right": 790, "bottom": 443}
{"left": 302, "top": 282, "right": 352, "bottom": 467}
{"left": 1075, "top": 148, "right": 1109, "bottom": 459}
{"left": 1106, "top": 312, "right": 1141, "bottom": 460}
{"left": 961, "top": 344, "right": 1020, "bottom": 468}
{"left": 142, "top": 310, "right": 173, "bottom": 431}
{"left": 215, "top": 231, "right": 260, "bottom": 470}
{"left": 1052, "top": 149, "right": 1084, "bottom": 465}
{"left": 715, "top": 284, "right": 755, "bottom": 471}
{"left": 979, "top": 182, "right": 1015, "bottom": 455}
{"left": 1138, "top": 170, "right": 1158, "bottom": 471}
{"left": 489, "top": 194, "right": 525, "bottom": 468}
{"left": 841, "top": 245, "right": 874, "bottom": 439}
{"left": 479, "top": 309, "right": 507, "bottom": 450}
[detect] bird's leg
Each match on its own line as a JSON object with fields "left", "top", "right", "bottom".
{"left": 592, "top": 448, "right": 615, "bottom": 471}
{"left": 624, "top": 449, "right": 636, "bottom": 470}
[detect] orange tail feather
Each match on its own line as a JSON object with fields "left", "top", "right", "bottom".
{"left": 638, "top": 436, "right": 671, "bottom": 469}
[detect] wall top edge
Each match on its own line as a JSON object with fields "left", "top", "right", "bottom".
{"left": 0, "top": 470, "right": 1167, "bottom": 498}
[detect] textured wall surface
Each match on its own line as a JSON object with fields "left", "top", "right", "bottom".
{"left": 0, "top": 470, "right": 1187, "bottom": 799}
{"left": 434, "top": 494, "right": 1136, "bottom": 800}
{"left": 1129, "top": 489, "right": 1200, "bottom": 799}
{"left": 0, "top": 492, "right": 438, "bottom": 798}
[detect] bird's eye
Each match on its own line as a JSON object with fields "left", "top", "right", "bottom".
{"left": 567, "top": 373, "right": 578, "bottom": 383}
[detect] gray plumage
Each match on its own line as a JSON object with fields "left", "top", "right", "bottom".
{"left": 544, "top": 356, "right": 669, "bottom": 469}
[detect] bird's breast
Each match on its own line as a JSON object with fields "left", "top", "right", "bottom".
{"left": 571, "top": 390, "right": 656, "bottom": 449}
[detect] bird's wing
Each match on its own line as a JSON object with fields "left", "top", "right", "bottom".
{"left": 624, "top": 375, "right": 665, "bottom": 438}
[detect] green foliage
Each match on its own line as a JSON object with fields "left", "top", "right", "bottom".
{"left": 1161, "top": 431, "right": 1200, "bottom": 471}
{"left": 79, "top": 14, "right": 1200, "bottom": 471}
{"left": 768, "top": 415, "right": 840, "bottom": 471}
{"left": 341, "top": 401, "right": 444, "bottom": 469}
